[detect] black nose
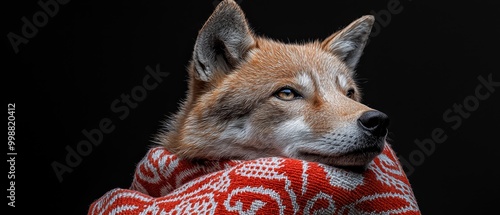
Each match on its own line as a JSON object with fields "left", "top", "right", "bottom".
{"left": 357, "top": 110, "right": 390, "bottom": 137}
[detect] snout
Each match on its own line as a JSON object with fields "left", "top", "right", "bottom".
{"left": 357, "top": 110, "right": 390, "bottom": 137}
{"left": 291, "top": 110, "right": 391, "bottom": 168}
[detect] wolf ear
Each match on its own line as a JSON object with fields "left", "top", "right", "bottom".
{"left": 322, "top": 15, "right": 374, "bottom": 70}
{"left": 192, "top": 0, "right": 256, "bottom": 82}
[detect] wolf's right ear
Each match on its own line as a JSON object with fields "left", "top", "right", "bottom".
{"left": 192, "top": 0, "right": 256, "bottom": 82}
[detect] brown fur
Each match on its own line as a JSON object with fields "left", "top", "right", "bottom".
{"left": 156, "top": 0, "right": 388, "bottom": 167}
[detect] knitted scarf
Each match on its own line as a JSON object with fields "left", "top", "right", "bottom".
{"left": 88, "top": 144, "right": 420, "bottom": 214}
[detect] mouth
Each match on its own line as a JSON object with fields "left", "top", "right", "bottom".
{"left": 342, "top": 144, "right": 383, "bottom": 156}
{"left": 298, "top": 142, "right": 384, "bottom": 168}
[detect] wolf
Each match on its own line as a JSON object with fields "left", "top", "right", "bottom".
{"left": 156, "top": 0, "right": 389, "bottom": 168}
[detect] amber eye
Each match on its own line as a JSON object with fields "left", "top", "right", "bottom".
{"left": 346, "top": 88, "right": 355, "bottom": 99}
{"left": 275, "top": 87, "right": 302, "bottom": 101}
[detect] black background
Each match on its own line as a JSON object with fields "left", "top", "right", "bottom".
{"left": 4, "top": 0, "right": 500, "bottom": 214}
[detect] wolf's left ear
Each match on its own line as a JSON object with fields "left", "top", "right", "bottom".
{"left": 322, "top": 15, "right": 374, "bottom": 70}
{"left": 192, "top": 0, "right": 256, "bottom": 82}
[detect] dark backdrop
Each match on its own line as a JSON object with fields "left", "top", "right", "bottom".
{"left": 4, "top": 0, "right": 499, "bottom": 214}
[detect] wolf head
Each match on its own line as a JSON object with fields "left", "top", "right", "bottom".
{"left": 158, "top": 0, "right": 389, "bottom": 168}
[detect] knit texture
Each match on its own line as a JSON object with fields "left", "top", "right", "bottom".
{"left": 88, "top": 145, "right": 420, "bottom": 214}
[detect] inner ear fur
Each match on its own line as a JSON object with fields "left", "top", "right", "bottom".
{"left": 191, "top": 0, "right": 256, "bottom": 82}
{"left": 322, "top": 15, "right": 375, "bottom": 70}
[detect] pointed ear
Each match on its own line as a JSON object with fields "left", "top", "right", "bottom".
{"left": 322, "top": 15, "right": 374, "bottom": 70}
{"left": 192, "top": 0, "right": 256, "bottom": 82}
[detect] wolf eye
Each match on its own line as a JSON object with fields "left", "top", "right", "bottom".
{"left": 346, "top": 88, "right": 355, "bottom": 99}
{"left": 274, "top": 87, "right": 302, "bottom": 101}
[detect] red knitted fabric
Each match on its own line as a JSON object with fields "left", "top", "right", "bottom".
{"left": 88, "top": 145, "right": 420, "bottom": 214}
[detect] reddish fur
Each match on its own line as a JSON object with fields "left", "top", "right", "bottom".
{"left": 156, "top": 0, "right": 382, "bottom": 167}
{"left": 159, "top": 38, "right": 370, "bottom": 158}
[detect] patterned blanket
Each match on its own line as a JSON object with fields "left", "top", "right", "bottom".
{"left": 88, "top": 144, "right": 420, "bottom": 214}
